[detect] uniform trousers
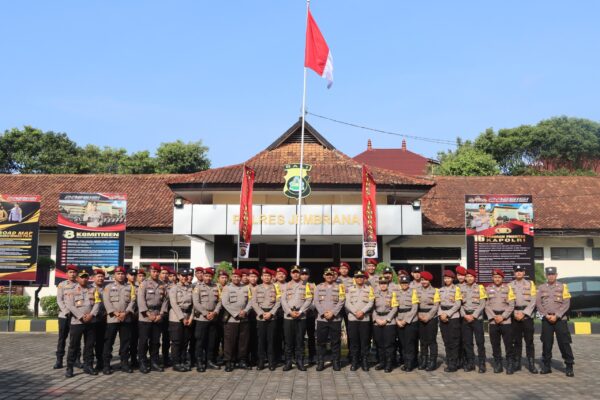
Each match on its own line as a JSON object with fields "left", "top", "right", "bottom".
{"left": 67, "top": 323, "right": 96, "bottom": 367}
{"left": 397, "top": 322, "right": 418, "bottom": 367}
{"left": 489, "top": 323, "right": 514, "bottom": 359}
{"left": 274, "top": 313, "right": 285, "bottom": 361}
{"left": 347, "top": 320, "right": 371, "bottom": 362}
{"left": 462, "top": 318, "right": 486, "bottom": 361}
{"left": 373, "top": 325, "right": 396, "bottom": 364}
{"left": 418, "top": 318, "right": 438, "bottom": 358}
{"left": 316, "top": 320, "right": 342, "bottom": 361}
{"left": 194, "top": 320, "right": 219, "bottom": 363}
{"left": 103, "top": 322, "right": 132, "bottom": 365}
{"left": 223, "top": 321, "right": 250, "bottom": 362}
{"left": 256, "top": 318, "right": 277, "bottom": 363}
{"left": 541, "top": 319, "right": 574, "bottom": 365}
{"left": 440, "top": 318, "right": 461, "bottom": 362}
{"left": 129, "top": 319, "right": 139, "bottom": 364}
{"left": 169, "top": 321, "right": 193, "bottom": 365}
{"left": 94, "top": 319, "right": 107, "bottom": 367}
{"left": 160, "top": 318, "right": 170, "bottom": 362}
{"left": 248, "top": 314, "right": 258, "bottom": 365}
{"left": 511, "top": 316, "right": 535, "bottom": 359}
{"left": 138, "top": 320, "right": 162, "bottom": 362}
{"left": 305, "top": 313, "right": 316, "bottom": 360}
{"left": 56, "top": 317, "right": 71, "bottom": 359}
{"left": 283, "top": 318, "right": 307, "bottom": 360}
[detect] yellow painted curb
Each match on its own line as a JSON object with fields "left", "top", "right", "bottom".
{"left": 574, "top": 321, "right": 591, "bottom": 335}
{"left": 14, "top": 319, "right": 31, "bottom": 332}
{"left": 46, "top": 319, "right": 59, "bottom": 332}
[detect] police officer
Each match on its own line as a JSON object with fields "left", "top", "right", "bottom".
{"left": 485, "top": 269, "right": 515, "bottom": 374}
{"left": 274, "top": 267, "right": 288, "bottom": 364}
{"left": 300, "top": 267, "right": 317, "bottom": 365}
{"left": 158, "top": 265, "right": 172, "bottom": 368}
{"left": 455, "top": 265, "right": 467, "bottom": 369}
{"left": 395, "top": 274, "right": 419, "bottom": 372}
{"left": 91, "top": 269, "right": 107, "bottom": 373}
{"left": 137, "top": 264, "right": 169, "bottom": 373}
{"left": 365, "top": 259, "right": 379, "bottom": 287}
{"left": 280, "top": 265, "right": 313, "bottom": 371}
{"left": 415, "top": 270, "right": 439, "bottom": 371}
{"left": 64, "top": 270, "right": 101, "bottom": 378}
{"left": 251, "top": 267, "right": 281, "bottom": 371}
{"left": 509, "top": 265, "right": 538, "bottom": 373}
{"left": 192, "top": 268, "right": 222, "bottom": 372}
{"left": 409, "top": 266, "right": 423, "bottom": 289}
{"left": 127, "top": 267, "right": 145, "bottom": 369}
{"left": 102, "top": 266, "right": 136, "bottom": 374}
{"left": 382, "top": 266, "right": 402, "bottom": 366}
{"left": 345, "top": 270, "right": 374, "bottom": 371}
{"left": 54, "top": 264, "right": 78, "bottom": 369}
{"left": 221, "top": 269, "right": 252, "bottom": 372}
{"left": 168, "top": 269, "right": 194, "bottom": 372}
{"left": 314, "top": 268, "right": 346, "bottom": 371}
{"left": 215, "top": 269, "right": 229, "bottom": 365}
{"left": 536, "top": 267, "right": 574, "bottom": 377}
{"left": 246, "top": 268, "right": 260, "bottom": 367}
{"left": 460, "top": 268, "right": 487, "bottom": 373}
{"left": 438, "top": 270, "right": 462, "bottom": 372}
{"left": 372, "top": 276, "right": 398, "bottom": 373}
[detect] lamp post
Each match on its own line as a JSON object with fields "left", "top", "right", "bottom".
{"left": 168, "top": 250, "right": 179, "bottom": 273}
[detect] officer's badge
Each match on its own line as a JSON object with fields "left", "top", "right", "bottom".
{"left": 283, "top": 163, "right": 312, "bottom": 199}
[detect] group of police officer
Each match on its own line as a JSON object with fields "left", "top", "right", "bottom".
{"left": 53, "top": 259, "right": 575, "bottom": 378}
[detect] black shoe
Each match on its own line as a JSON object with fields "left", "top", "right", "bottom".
{"left": 131, "top": 359, "right": 140, "bottom": 369}
{"left": 83, "top": 365, "right": 98, "bottom": 375}
{"left": 478, "top": 359, "right": 486, "bottom": 373}
{"left": 296, "top": 358, "right": 307, "bottom": 371}
{"left": 151, "top": 360, "right": 164, "bottom": 372}
{"left": 225, "top": 362, "right": 233, "bottom": 372}
{"left": 374, "top": 363, "right": 385, "bottom": 371}
{"left": 350, "top": 363, "right": 359, "bottom": 371}
{"left": 120, "top": 362, "right": 133, "bottom": 373}
{"left": 425, "top": 356, "right": 437, "bottom": 372}
{"left": 65, "top": 367, "right": 74, "bottom": 378}
{"left": 506, "top": 360, "right": 514, "bottom": 375}
{"left": 256, "top": 360, "right": 265, "bottom": 371}
{"left": 565, "top": 364, "right": 574, "bottom": 377}
{"left": 239, "top": 360, "right": 252, "bottom": 370}
{"left": 283, "top": 360, "right": 293, "bottom": 371}
{"left": 102, "top": 366, "right": 112, "bottom": 375}
{"left": 207, "top": 360, "right": 221, "bottom": 370}
{"left": 444, "top": 360, "right": 457, "bottom": 373}
{"left": 139, "top": 360, "right": 150, "bottom": 374}
{"left": 384, "top": 364, "right": 393, "bottom": 373}
{"left": 540, "top": 363, "right": 552, "bottom": 374}
{"left": 418, "top": 356, "right": 428, "bottom": 370}
{"left": 514, "top": 357, "right": 522, "bottom": 372}
{"left": 268, "top": 360, "right": 277, "bottom": 371}
{"left": 316, "top": 361, "right": 325, "bottom": 372}
{"left": 173, "top": 364, "right": 188, "bottom": 372}
{"left": 527, "top": 358, "right": 538, "bottom": 374}
{"left": 196, "top": 363, "right": 206, "bottom": 372}
{"left": 53, "top": 358, "right": 64, "bottom": 369}
{"left": 361, "top": 360, "right": 370, "bottom": 372}
{"left": 333, "top": 361, "right": 341, "bottom": 371}
{"left": 74, "top": 359, "right": 83, "bottom": 369}
{"left": 493, "top": 358, "right": 503, "bottom": 373}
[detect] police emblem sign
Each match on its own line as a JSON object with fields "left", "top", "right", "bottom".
{"left": 283, "top": 163, "right": 312, "bottom": 199}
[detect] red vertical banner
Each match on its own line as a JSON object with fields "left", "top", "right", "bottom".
{"left": 362, "top": 165, "right": 378, "bottom": 258}
{"left": 238, "top": 165, "right": 255, "bottom": 259}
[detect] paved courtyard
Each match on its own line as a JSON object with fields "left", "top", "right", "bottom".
{"left": 0, "top": 333, "right": 598, "bottom": 400}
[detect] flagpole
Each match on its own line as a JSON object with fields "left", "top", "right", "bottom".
{"left": 237, "top": 164, "right": 245, "bottom": 269}
{"left": 296, "top": 0, "right": 310, "bottom": 266}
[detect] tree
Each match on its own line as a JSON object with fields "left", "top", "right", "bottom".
{"left": 155, "top": 140, "right": 210, "bottom": 174}
{"left": 436, "top": 141, "right": 500, "bottom": 176}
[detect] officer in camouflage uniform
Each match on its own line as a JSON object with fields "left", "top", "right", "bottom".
{"left": 345, "top": 270, "right": 374, "bottom": 371}
{"left": 438, "top": 270, "right": 462, "bottom": 372}
{"left": 314, "top": 268, "right": 346, "bottom": 371}
{"left": 460, "top": 268, "right": 487, "bottom": 373}
{"left": 536, "top": 267, "right": 574, "bottom": 377}
{"left": 395, "top": 274, "right": 419, "bottom": 372}
{"left": 509, "top": 265, "right": 538, "bottom": 373}
{"left": 485, "top": 269, "right": 515, "bottom": 374}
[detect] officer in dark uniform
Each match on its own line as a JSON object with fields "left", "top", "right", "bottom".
{"left": 536, "top": 267, "right": 574, "bottom": 377}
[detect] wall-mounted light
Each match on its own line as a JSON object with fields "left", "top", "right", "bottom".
{"left": 174, "top": 196, "right": 184, "bottom": 208}
{"left": 412, "top": 199, "right": 421, "bottom": 210}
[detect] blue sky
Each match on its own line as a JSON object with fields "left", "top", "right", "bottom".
{"left": 2, "top": 1, "right": 599, "bottom": 168}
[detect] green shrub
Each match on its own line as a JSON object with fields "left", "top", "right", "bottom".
{"left": 214, "top": 261, "right": 233, "bottom": 282}
{"left": 40, "top": 296, "right": 59, "bottom": 317}
{"left": 534, "top": 263, "right": 546, "bottom": 286}
{"left": 0, "top": 295, "right": 31, "bottom": 315}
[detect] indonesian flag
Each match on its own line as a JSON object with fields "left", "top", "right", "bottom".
{"left": 305, "top": 9, "right": 333, "bottom": 88}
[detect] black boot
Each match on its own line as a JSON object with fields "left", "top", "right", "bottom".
{"left": 384, "top": 358, "right": 393, "bottom": 373}
{"left": 196, "top": 358, "right": 206, "bottom": 372}
{"left": 333, "top": 360, "right": 341, "bottom": 371}
{"left": 418, "top": 355, "right": 428, "bottom": 370}
{"left": 256, "top": 360, "right": 265, "bottom": 370}
{"left": 83, "top": 364, "right": 98, "bottom": 375}
{"left": 316, "top": 357, "right": 325, "bottom": 372}
{"left": 493, "top": 357, "right": 503, "bottom": 373}
{"left": 53, "top": 357, "right": 64, "bottom": 369}
{"left": 425, "top": 355, "right": 437, "bottom": 371}
{"left": 506, "top": 359, "right": 514, "bottom": 375}
{"left": 239, "top": 360, "right": 252, "bottom": 370}
{"left": 463, "top": 358, "right": 474, "bottom": 372}
{"left": 94, "top": 360, "right": 104, "bottom": 373}
{"left": 173, "top": 363, "right": 188, "bottom": 372}
{"left": 139, "top": 359, "right": 150, "bottom": 374}
{"left": 102, "top": 365, "right": 112, "bottom": 375}
{"left": 539, "top": 361, "right": 551, "bottom": 374}
{"left": 513, "top": 356, "right": 522, "bottom": 372}
{"left": 283, "top": 360, "right": 293, "bottom": 371}
{"left": 350, "top": 357, "right": 359, "bottom": 371}
{"left": 296, "top": 357, "right": 307, "bottom": 371}
{"left": 268, "top": 358, "right": 277, "bottom": 371}
{"left": 527, "top": 357, "right": 538, "bottom": 374}
{"left": 207, "top": 360, "right": 221, "bottom": 370}
{"left": 65, "top": 366, "right": 74, "bottom": 378}
{"left": 225, "top": 362, "right": 233, "bottom": 372}
{"left": 478, "top": 358, "right": 486, "bottom": 373}
{"left": 151, "top": 359, "right": 164, "bottom": 372}
{"left": 74, "top": 356, "right": 83, "bottom": 369}
{"left": 565, "top": 363, "right": 574, "bottom": 377}
{"left": 120, "top": 359, "right": 132, "bottom": 373}
{"left": 361, "top": 358, "right": 370, "bottom": 372}
{"left": 444, "top": 358, "right": 457, "bottom": 372}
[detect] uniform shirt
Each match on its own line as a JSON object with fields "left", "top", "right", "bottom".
{"left": 91, "top": 282, "right": 106, "bottom": 321}
{"left": 396, "top": 287, "right": 419, "bottom": 324}
{"left": 137, "top": 278, "right": 169, "bottom": 322}
{"left": 460, "top": 283, "right": 487, "bottom": 319}
{"left": 485, "top": 283, "right": 515, "bottom": 325}
{"left": 251, "top": 283, "right": 281, "bottom": 320}
{"left": 65, "top": 284, "right": 100, "bottom": 325}
{"left": 103, "top": 281, "right": 136, "bottom": 323}
{"left": 345, "top": 284, "right": 374, "bottom": 322}
{"left": 367, "top": 273, "right": 380, "bottom": 287}
{"left": 509, "top": 279, "right": 537, "bottom": 317}
{"left": 274, "top": 281, "right": 286, "bottom": 317}
{"left": 438, "top": 284, "right": 462, "bottom": 319}
{"left": 57, "top": 279, "right": 77, "bottom": 318}
{"left": 409, "top": 279, "right": 422, "bottom": 290}
{"left": 244, "top": 283, "right": 259, "bottom": 314}
{"left": 221, "top": 283, "right": 250, "bottom": 323}
{"left": 372, "top": 287, "right": 398, "bottom": 325}
{"left": 415, "top": 285, "right": 440, "bottom": 320}
{"left": 192, "top": 282, "right": 222, "bottom": 322}
{"left": 169, "top": 282, "right": 193, "bottom": 322}
{"left": 280, "top": 280, "right": 313, "bottom": 320}
{"left": 338, "top": 275, "right": 354, "bottom": 288}
{"left": 535, "top": 281, "right": 571, "bottom": 320}
{"left": 314, "top": 282, "right": 346, "bottom": 322}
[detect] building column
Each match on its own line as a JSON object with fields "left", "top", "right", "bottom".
{"left": 190, "top": 236, "right": 214, "bottom": 268}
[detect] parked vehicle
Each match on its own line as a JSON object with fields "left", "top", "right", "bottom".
{"left": 559, "top": 276, "right": 600, "bottom": 316}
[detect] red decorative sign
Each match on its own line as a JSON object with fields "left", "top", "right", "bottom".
{"left": 238, "top": 166, "right": 255, "bottom": 259}
{"left": 362, "top": 165, "right": 378, "bottom": 258}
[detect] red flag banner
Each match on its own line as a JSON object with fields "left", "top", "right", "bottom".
{"left": 305, "top": 8, "right": 333, "bottom": 88}
{"left": 238, "top": 166, "right": 255, "bottom": 259}
{"left": 362, "top": 165, "right": 378, "bottom": 258}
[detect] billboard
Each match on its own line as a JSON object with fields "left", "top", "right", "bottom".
{"left": 0, "top": 195, "right": 41, "bottom": 283}
{"left": 55, "top": 193, "right": 127, "bottom": 283}
{"left": 465, "top": 194, "right": 534, "bottom": 284}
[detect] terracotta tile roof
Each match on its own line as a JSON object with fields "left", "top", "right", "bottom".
{"left": 353, "top": 143, "right": 436, "bottom": 177}
{"left": 0, "top": 174, "right": 176, "bottom": 230}
{"left": 422, "top": 176, "right": 600, "bottom": 231}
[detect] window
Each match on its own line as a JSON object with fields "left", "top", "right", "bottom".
{"left": 550, "top": 247, "right": 584, "bottom": 260}
{"left": 140, "top": 246, "right": 191, "bottom": 259}
{"left": 124, "top": 246, "right": 134, "bottom": 259}
{"left": 586, "top": 280, "right": 600, "bottom": 292}
{"left": 390, "top": 247, "right": 461, "bottom": 260}
{"left": 566, "top": 281, "right": 583, "bottom": 293}
{"left": 534, "top": 247, "right": 544, "bottom": 260}
{"left": 592, "top": 248, "right": 600, "bottom": 260}
{"left": 38, "top": 246, "right": 52, "bottom": 258}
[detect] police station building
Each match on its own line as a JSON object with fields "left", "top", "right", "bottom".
{"left": 2, "top": 120, "right": 600, "bottom": 306}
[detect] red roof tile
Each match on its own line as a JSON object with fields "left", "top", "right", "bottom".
{"left": 353, "top": 146, "right": 435, "bottom": 177}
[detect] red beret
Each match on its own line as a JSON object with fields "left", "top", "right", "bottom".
{"left": 248, "top": 269, "right": 259, "bottom": 276}
{"left": 149, "top": 264, "right": 160, "bottom": 271}
{"left": 137, "top": 268, "right": 146, "bottom": 274}
{"left": 466, "top": 269, "right": 477, "bottom": 277}
{"left": 444, "top": 270, "right": 455, "bottom": 279}
{"left": 262, "top": 268, "right": 275, "bottom": 277}
{"left": 455, "top": 266, "right": 467, "bottom": 276}
{"left": 203, "top": 268, "right": 215, "bottom": 276}
{"left": 195, "top": 267, "right": 205, "bottom": 272}
{"left": 93, "top": 268, "right": 105, "bottom": 276}
{"left": 331, "top": 267, "right": 340, "bottom": 273}
{"left": 167, "top": 267, "right": 176, "bottom": 275}
{"left": 421, "top": 271, "right": 433, "bottom": 281}
{"left": 276, "top": 267, "right": 288, "bottom": 276}
{"left": 66, "top": 264, "right": 78, "bottom": 272}
{"left": 339, "top": 262, "right": 350, "bottom": 269}
{"left": 115, "top": 266, "right": 126, "bottom": 273}
{"left": 240, "top": 268, "right": 249, "bottom": 275}
{"left": 366, "top": 258, "right": 378, "bottom": 265}
{"left": 398, "top": 269, "right": 408, "bottom": 276}
{"left": 150, "top": 262, "right": 160, "bottom": 268}
{"left": 493, "top": 269, "right": 505, "bottom": 278}
{"left": 218, "top": 270, "right": 229, "bottom": 276}
{"left": 160, "top": 265, "right": 169, "bottom": 271}
{"left": 233, "top": 269, "right": 243, "bottom": 277}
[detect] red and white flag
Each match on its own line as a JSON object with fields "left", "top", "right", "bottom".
{"left": 305, "top": 9, "right": 333, "bottom": 88}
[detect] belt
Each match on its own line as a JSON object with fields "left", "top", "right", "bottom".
{"left": 261, "top": 307, "right": 273, "bottom": 312}
{"left": 182, "top": 307, "right": 192, "bottom": 313}
{"left": 375, "top": 311, "right": 389, "bottom": 316}
{"left": 493, "top": 310, "right": 504, "bottom": 315}
{"left": 514, "top": 306, "right": 526, "bottom": 311}
{"left": 291, "top": 307, "right": 299, "bottom": 311}
{"left": 464, "top": 310, "right": 475, "bottom": 315}
{"left": 419, "top": 308, "right": 431, "bottom": 312}
{"left": 148, "top": 306, "right": 161, "bottom": 311}
{"left": 397, "top": 308, "right": 411, "bottom": 313}
{"left": 441, "top": 306, "right": 453, "bottom": 311}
